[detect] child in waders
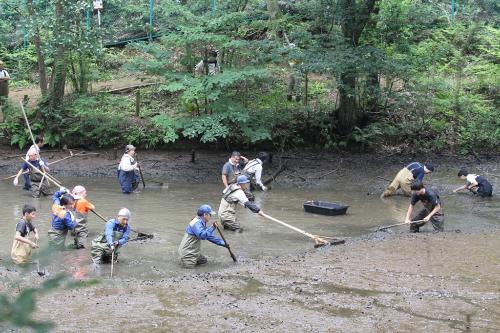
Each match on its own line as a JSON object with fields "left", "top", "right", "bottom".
{"left": 13, "top": 150, "right": 51, "bottom": 198}
{"left": 178, "top": 204, "right": 226, "bottom": 268}
{"left": 48, "top": 189, "right": 77, "bottom": 249}
{"left": 11, "top": 204, "right": 39, "bottom": 264}
{"left": 71, "top": 185, "right": 95, "bottom": 249}
{"left": 91, "top": 208, "right": 131, "bottom": 264}
{"left": 453, "top": 168, "right": 493, "bottom": 197}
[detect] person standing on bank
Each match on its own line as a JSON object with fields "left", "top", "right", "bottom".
{"left": 11, "top": 204, "right": 39, "bottom": 264}
{"left": 221, "top": 151, "right": 248, "bottom": 188}
{"left": 91, "top": 208, "right": 131, "bottom": 264}
{"left": 48, "top": 189, "right": 77, "bottom": 249}
{"left": 404, "top": 180, "right": 444, "bottom": 233}
{"left": 453, "top": 168, "right": 493, "bottom": 197}
{"left": 178, "top": 204, "right": 226, "bottom": 268}
{"left": 218, "top": 175, "right": 264, "bottom": 232}
{"left": 0, "top": 60, "right": 10, "bottom": 104}
{"left": 117, "top": 144, "right": 140, "bottom": 194}
{"left": 382, "top": 162, "right": 434, "bottom": 198}
{"left": 23, "top": 134, "right": 45, "bottom": 191}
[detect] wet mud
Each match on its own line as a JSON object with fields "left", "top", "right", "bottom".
{"left": 0, "top": 146, "right": 499, "bottom": 331}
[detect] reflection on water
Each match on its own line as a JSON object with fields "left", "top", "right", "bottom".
{"left": 0, "top": 171, "right": 497, "bottom": 279}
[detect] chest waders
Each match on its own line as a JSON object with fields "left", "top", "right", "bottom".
{"left": 218, "top": 185, "right": 243, "bottom": 231}
{"left": 410, "top": 200, "right": 444, "bottom": 233}
{"left": 11, "top": 224, "right": 33, "bottom": 264}
{"left": 29, "top": 165, "right": 50, "bottom": 198}
{"left": 242, "top": 160, "right": 260, "bottom": 199}
{"left": 72, "top": 209, "right": 88, "bottom": 249}
{"left": 178, "top": 218, "right": 208, "bottom": 268}
{"left": 383, "top": 167, "right": 414, "bottom": 197}
{"left": 48, "top": 211, "right": 75, "bottom": 249}
{"left": 91, "top": 230, "right": 123, "bottom": 264}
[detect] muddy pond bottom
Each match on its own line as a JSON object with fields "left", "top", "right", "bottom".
{"left": 0, "top": 175, "right": 498, "bottom": 280}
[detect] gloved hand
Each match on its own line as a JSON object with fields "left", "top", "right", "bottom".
{"left": 113, "top": 241, "right": 119, "bottom": 248}
{"left": 13, "top": 177, "right": 19, "bottom": 186}
{"left": 261, "top": 185, "right": 268, "bottom": 191}
{"left": 59, "top": 186, "right": 68, "bottom": 193}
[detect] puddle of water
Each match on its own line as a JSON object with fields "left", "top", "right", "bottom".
{"left": 0, "top": 173, "right": 497, "bottom": 279}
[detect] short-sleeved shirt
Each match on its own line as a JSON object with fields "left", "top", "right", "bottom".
{"left": 16, "top": 219, "right": 35, "bottom": 237}
{"left": 411, "top": 187, "right": 441, "bottom": 209}
{"left": 222, "top": 160, "right": 242, "bottom": 184}
{"left": 406, "top": 162, "right": 425, "bottom": 181}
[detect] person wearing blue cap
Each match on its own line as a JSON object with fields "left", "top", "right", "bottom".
{"left": 218, "top": 175, "right": 264, "bottom": 232}
{"left": 382, "top": 162, "right": 434, "bottom": 198}
{"left": 178, "top": 204, "right": 226, "bottom": 268}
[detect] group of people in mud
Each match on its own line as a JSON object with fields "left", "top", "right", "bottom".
{"left": 381, "top": 161, "right": 493, "bottom": 233}
{"left": 9, "top": 137, "right": 494, "bottom": 270}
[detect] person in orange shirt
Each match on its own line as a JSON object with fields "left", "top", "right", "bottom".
{"left": 71, "top": 185, "right": 95, "bottom": 249}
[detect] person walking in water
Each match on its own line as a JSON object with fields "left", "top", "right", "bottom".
{"left": 178, "top": 204, "right": 226, "bottom": 268}
{"left": 11, "top": 204, "right": 39, "bottom": 264}
{"left": 117, "top": 144, "right": 140, "bottom": 194}
{"left": 218, "top": 175, "right": 264, "bottom": 232}
{"left": 71, "top": 185, "right": 95, "bottom": 249}
{"left": 381, "top": 162, "right": 434, "bottom": 198}
{"left": 404, "top": 180, "right": 444, "bottom": 233}
{"left": 48, "top": 189, "right": 77, "bottom": 249}
{"left": 13, "top": 150, "right": 51, "bottom": 198}
{"left": 453, "top": 168, "right": 493, "bottom": 197}
{"left": 91, "top": 208, "right": 131, "bottom": 264}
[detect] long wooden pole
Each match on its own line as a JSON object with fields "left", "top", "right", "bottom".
{"left": 261, "top": 213, "right": 317, "bottom": 240}
{"left": 19, "top": 102, "right": 36, "bottom": 148}
{"left": 20, "top": 157, "right": 63, "bottom": 186}
{"left": 214, "top": 222, "right": 237, "bottom": 262}
{"left": 110, "top": 250, "right": 115, "bottom": 278}
{"left": 376, "top": 219, "right": 425, "bottom": 231}
{"left": 135, "top": 155, "right": 146, "bottom": 188}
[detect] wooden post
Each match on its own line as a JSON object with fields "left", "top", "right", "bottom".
{"left": 304, "top": 71, "right": 308, "bottom": 106}
{"left": 135, "top": 90, "right": 140, "bottom": 116}
{"left": 190, "top": 149, "right": 196, "bottom": 163}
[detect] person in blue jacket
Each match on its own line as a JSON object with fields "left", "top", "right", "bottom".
{"left": 47, "top": 189, "right": 77, "bottom": 249}
{"left": 91, "top": 208, "right": 131, "bottom": 264}
{"left": 178, "top": 204, "right": 226, "bottom": 268}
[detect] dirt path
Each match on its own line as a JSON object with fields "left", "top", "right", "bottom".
{"left": 8, "top": 75, "right": 153, "bottom": 107}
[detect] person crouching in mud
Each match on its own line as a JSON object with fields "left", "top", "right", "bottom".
{"left": 178, "top": 204, "right": 226, "bottom": 268}
{"left": 218, "top": 175, "right": 264, "bottom": 233}
{"left": 117, "top": 145, "right": 140, "bottom": 194}
{"left": 91, "top": 208, "right": 131, "bottom": 264}
{"left": 404, "top": 180, "right": 444, "bottom": 233}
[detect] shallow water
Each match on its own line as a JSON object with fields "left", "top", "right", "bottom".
{"left": 0, "top": 169, "right": 498, "bottom": 280}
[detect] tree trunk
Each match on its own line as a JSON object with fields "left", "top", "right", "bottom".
{"left": 48, "top": 0, "right": 67, "bottom": 111}
{"left": 336, "top": 0, "right": 378, "bottom": 135}
{"left": 27, "top": 0, "right": 48, "bottom": 98}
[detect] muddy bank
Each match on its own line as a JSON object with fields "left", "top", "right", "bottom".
{"left": 0, "top": 230, "right": 496, "bottom": 332}
{"left": 1, "top": 146, "right": 498, "bottom": 190}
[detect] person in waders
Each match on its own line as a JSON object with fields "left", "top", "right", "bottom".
{"left": 91, "top": 208, "right": 131, "bottom": 264}
{"left": 242, "top": 152, "right": 269, "bottom": 200}
{"left": 11, "top": 204, "right": 39, "bottom": 264}
{"left": 117, "top": 144, "right": 140, "bottom": 194}
{"left": 22, "top": 134, "right": 45, "bottom": 191}
{"left": 453, "top": 168, "right": 493, "bottom": 198}
{"left": 71, "top": 185, "right": 95, "bottom": 249}
{"left": 13, "top": 150, "right": 51, "bottom": 198}
{"left": 0, "top": 60, "right": 10, "bottom": 106}
{"left": 381, "top": 162, "right": 434, "bottom": 198}
{"left": 48, "top": 190, "right": 78, "bottom": 249}
{"left": 404, "top": 180, "right": 444, "bottom": 233}
{"left": 178, "top": 204, "right": 226, "bottom": 268}
{"left": 218, "top": 175, "right": 264, "bottom": 232}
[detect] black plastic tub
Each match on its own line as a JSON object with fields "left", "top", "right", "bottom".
{"left": 303, "top": 201, "right": 349, "bottom": 216}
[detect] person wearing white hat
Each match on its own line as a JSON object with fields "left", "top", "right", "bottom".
{"left": 71, "top": 185, "right": 95, "bottom": 249}
{"left": 0, "top": 60, "right": 10, "bottom": 103}
{"left": 218, "top": 175, "right": 264, "bottom": 232}
{"left": 117, "top": 144, "right": 140, "bottom": 194}
{"left": 90, "top": 208, "right": 131, "bottom": 264}
{"left": 178, "top": 204, "right": 226, "bottom": 268}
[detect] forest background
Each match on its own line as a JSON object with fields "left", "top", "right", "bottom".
{"left": 0, "top": 0, "right": 498, "bottom": 155}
